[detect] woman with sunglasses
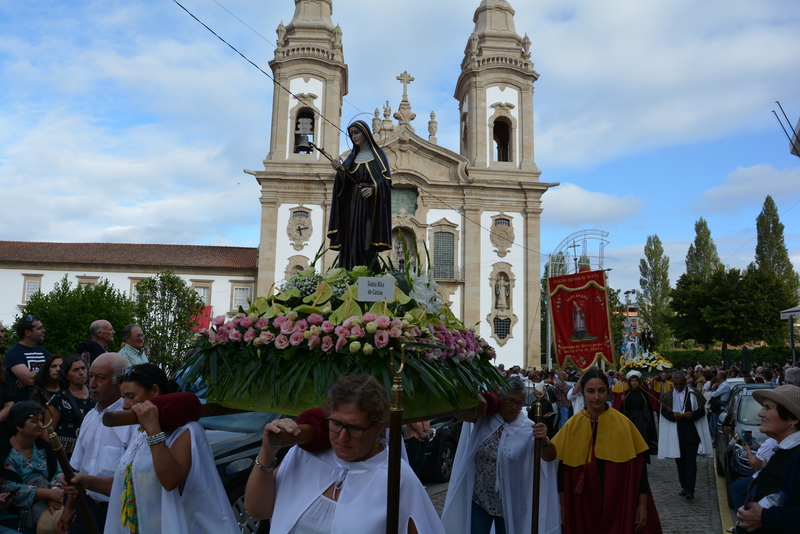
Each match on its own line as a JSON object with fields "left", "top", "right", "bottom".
{"left": 441, "top": 376, "right": 560, "bottom": 534}
{"left": 245, "top": 374, "right": 444, "bottom": 533}
{"left": 44, "top": 356, "right": 93, "bottom": 458}
{"left": 103, "top": 364, "right": 238, "bottom": 534}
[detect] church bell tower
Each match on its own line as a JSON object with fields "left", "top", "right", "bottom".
{"left": 249, "top": 0, "right": 348, "bottom": 295}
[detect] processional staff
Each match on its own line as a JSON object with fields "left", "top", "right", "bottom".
{"left": 531, "top": 399, "right": 543, "bottom": 534}
{"left": 386, "top": 345, "right": 405, "bottom": 534}
{"left": 34, "top": 417, "right": 100, "bottom": 534}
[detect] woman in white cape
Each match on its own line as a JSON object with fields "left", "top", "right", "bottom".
{"left": 442, "top": 377, "right": 560, "bottom": 534}
{"left": 104, "top": 364, "right": 239, "bottom": 534}
{"left": 246, "top": 374, "right": 444, "bottom": 534}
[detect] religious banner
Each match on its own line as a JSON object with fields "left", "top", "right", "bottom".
{"left": 548, "top": 270, "right": 614, "bottom": 370}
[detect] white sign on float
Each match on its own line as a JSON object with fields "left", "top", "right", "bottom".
{"left": 357, "top": 277, "right": 396, "bottom": 302}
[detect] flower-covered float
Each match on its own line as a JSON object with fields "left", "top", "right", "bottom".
{"left": 180, "top": 264, "right": 503, "bottom": 419}
{"left": 620, "top": 351, "right": 673, "bottom": 376}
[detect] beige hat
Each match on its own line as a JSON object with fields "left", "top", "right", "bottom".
{"left": 626, "top": 370, "right": 643, "bottom": 380}
{"left": 37, "top": 508, "right": 63, "bottom": 534}
{"left": 753, "top": 385, "right": 800, "bottom": 419}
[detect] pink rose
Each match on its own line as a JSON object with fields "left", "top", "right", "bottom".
{"left": 350, "top": 325, "right": 365, "bottom": 338}
{"left": 294, "top": 319, "right": 308, "bottom": 332}
{"left": 244, "top": 328, "right": 256, "bottom": 342}
{"left": 375, "top": 316, "right": 391, "bottom": 329}
{"left": 321, "top": 320, "right": 334, "bottom": 333}
{"left": 374, "top": 330, "right": 389, "bottom": 349}
{"left": 335, "top": 326, "right": 351, "bottom": 338}
{"left": 212, "top": 315, "right": 226, "bottom": 327}
{"left": 260, "top": 331, "right": 275, "bottom": 344}
{"left": 362, "top": 312, "right": 377, "bottom": 323}
{"left": 280, "top": 321, "right": 295, "bottom": 335}
{"left": 208, "top": 331, "right": 218, "bottom": 344}
{"left": 307, "top": 313, "right": 324, "bottom": 326}
{"left": 229, "top": 316, "right": 241, "bottom": 326}
{"left": 228, "top": 329, "right": 243, "bottom": 342}
{"left": 335, "top": 336, "right": 348, "bottom": 352}
{"left": 254, "top": 317, "right": 269, "bottom": 330}
{"left": 308, "top": 335, "right": 321, "bottom": 350}
{"left": 273, "top": 316, "right": 288, "bottom": 327}
{"left": 343, "top": 316, "right": 358, "bottom": 328}
{"left": 388, "top": 327, "right": 403, "bottom": 339}
{"left": 322, "top": 336, "right": 335, "bottom": 354}
{"left": 200, "top": 328, "right": 209, "bottom": 336}
{"left": 391, "top": 318, "right": 403, "bottom": 329}
{"left": 240, "top": 317, "right": 254, "bottom": 329}
{"left": 290, "top": 331, "right": 305, "bottom": 346}
{"left": 274, "top": 334, "right": 290, "bottom": 349}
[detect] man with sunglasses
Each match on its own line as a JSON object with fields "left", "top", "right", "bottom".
{"left": 4, "top": 315, "right": 50, "bottom": 402}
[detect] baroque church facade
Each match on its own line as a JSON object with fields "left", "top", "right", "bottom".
{"left": 249, "top": 0, "right": 556, "bottom": 368}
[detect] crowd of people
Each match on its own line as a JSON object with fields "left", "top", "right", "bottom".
{"left": 2, "top": 313, "right": 799, "bottom": 533}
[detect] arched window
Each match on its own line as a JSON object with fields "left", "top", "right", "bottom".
{"left": 493, "top": 119, "right": 510, "bottom": 162}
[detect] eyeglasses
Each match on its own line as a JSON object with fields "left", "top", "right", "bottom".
{"left": 502, "top": 397, "right": 525, "bottom": 407}
{"left": 326, "top": 418, "right": 375, "bottom": 439}
{"left": 120, "top": 367, "right": 154, "bottom": 387}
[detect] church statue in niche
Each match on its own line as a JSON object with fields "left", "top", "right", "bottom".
{"left": 486, "top": 263, "right": 518, "bottom": 347}
{"left": 326, "top": 120, "right": 392, "bottom": 271}
{"left": 495, "top": 273, "right": 510, "bottom": 310}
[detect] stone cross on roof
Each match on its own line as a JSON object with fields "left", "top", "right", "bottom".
{"left": 397, "top": 71, "right": 414, "bottom": 101}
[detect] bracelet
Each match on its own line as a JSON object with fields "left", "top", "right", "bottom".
{"left": 255, "top": 456, "right": 279, "bottom": 473}
{"left": 146, "top": 432, "right": 166, "bottom": 446}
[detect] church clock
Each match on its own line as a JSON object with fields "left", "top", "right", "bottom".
{"left": 287, "top": 207, "right": 313, "bottom": 251}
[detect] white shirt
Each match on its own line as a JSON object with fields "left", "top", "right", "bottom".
{"left": 70, "top": 397, "right": 137, "bottom": 502}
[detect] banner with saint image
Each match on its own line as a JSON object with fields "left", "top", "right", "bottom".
{"left": 548, "top": 270, "right": 615, "bottom": 370}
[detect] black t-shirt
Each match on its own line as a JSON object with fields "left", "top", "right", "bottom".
{"left": 4, "top": 342, "right": 50, "bottom": 402}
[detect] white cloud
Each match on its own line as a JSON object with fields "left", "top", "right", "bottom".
{"left": 698, "top": 164, "right": 800, "bottom": 210}
{"left": 542, "top": 183, "right": 643, "bottom": 226}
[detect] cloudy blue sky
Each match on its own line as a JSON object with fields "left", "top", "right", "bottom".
{"left": 1, "top": 0, "right": 799, "bottom": 296}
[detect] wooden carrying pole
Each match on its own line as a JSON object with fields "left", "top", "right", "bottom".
{"left": 531, "top": 401, "right": 543, "bottom": 534}
{"left": 34, "top": 417, "right": 100, "bottom": 534}
{"left": 386, "top": 346, "right": 405, "bottom": 534}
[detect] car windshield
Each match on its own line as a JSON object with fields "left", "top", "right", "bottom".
{"left": 200, "top": 411, "right": 282, "bottom": 433}
{"left": 739, "top": 396, "right": 762, "bottom": 425}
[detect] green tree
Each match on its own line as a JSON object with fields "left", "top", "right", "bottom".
{"left": 670, "top": 271, "right": 716, "bottom": 348}
{"left": 743, "top": 265, "right": 797, "bottom": 345}
{"left": 638, "top": 235, "right": 672, "bottom": 350}
{"left": 698, "top": 268, "right": 754, "bottom": 351}
{"left": 133, "top": 271, "right": 205, "bottom": 375}
{"left": 17, "top": 276, "right": 134, "bottom": 356}
{"left": 686, "top": 217, "right": 722, "bottom": 282}
{"left": 754, "top": 196, "right": 800, "bottom": 293}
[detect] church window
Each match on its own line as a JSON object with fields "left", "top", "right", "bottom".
{"left": 493, "top": 119, "right": 510, "bottom": 162}
{"left": 433, "top": 231, "right": 455, "bottom": 279}
{"left": 191, "top": 280, "right": 213, "bottom": 306}
{"left": 493, "top": 317, "right": 511, "bottom": 340}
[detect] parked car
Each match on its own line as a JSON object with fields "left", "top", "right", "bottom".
{"left": 715, "top": 382, "right": 776, "bottom": 508}
{"left": 420, "top": 416, "right": 463, "bottom": 483}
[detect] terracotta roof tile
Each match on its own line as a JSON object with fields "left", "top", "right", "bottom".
{"left": 0, "top": 241, "right": 258, "bottom": 269}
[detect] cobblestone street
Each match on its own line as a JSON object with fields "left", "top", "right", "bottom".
{"left": 426, "top": 455, "right": 723, "bottom": 533}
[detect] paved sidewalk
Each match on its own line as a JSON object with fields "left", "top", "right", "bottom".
{"left": 426, "top": 455, "right": 722, "bottom": 533}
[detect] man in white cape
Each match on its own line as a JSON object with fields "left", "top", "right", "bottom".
{"left": 441, "top": 388, "right": 560, "bottom": 534}
{"left": 657, "top": 370, "right": 713, "bottom": 500}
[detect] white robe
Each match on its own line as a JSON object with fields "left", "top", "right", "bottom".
{"left": 441, "top": 411, "right": 561, "bottom": 534}
{"left": 657, "top": 388, "right": 714, "bottom": 459}
{"left": 271, "top": 445, "right": 444, "bottom": 534}
{"left": 105, "top": 422, "right": 239, "bottom": 534}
